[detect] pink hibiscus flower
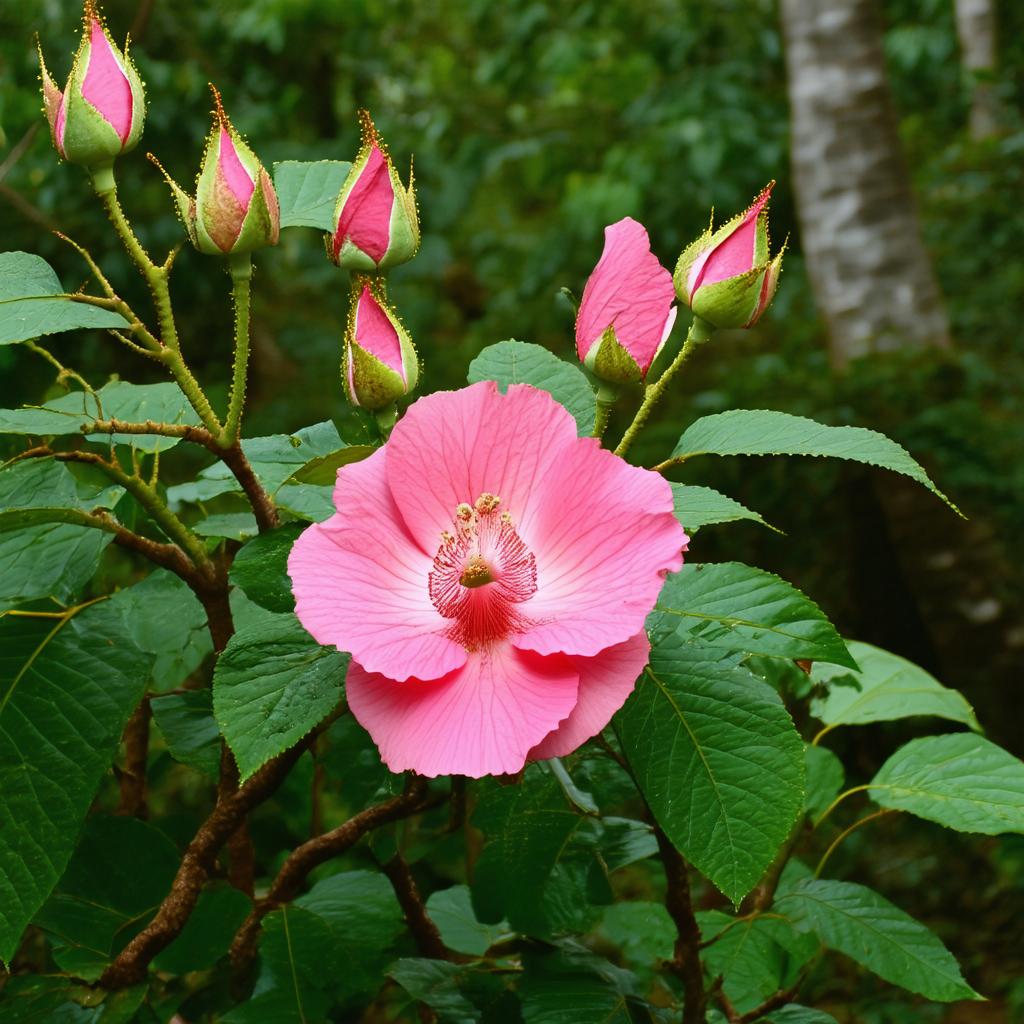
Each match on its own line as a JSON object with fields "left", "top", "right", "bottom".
{"left": 288, "top": 381, "right": 688, "bottom": 777}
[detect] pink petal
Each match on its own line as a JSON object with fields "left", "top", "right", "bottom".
{"left": 575, "top": 218, "right": 676, "bottom": 376}
{"left": 217, "top": 128, "right": 255, "bottom": 208}
{"left": 82, "top": 20, "right": 132, "bottom": 144}
{"left": 55, "top": 97, "right": 67, "bottom": 154}
{"left": 691, "top": 185, "right": 772, "bottom": 292}
{"left": 385, "top": 381, "right": 579, "bottom": 555}
{"left": 346, "top": 642, "right": 579, "bottom": 778}
{"left": 335, "top": 144, "right": 394, "bottom": 264}
{"left": 514, "top": 438, "right": 685, "bottom": 657}
{"left": 529, "top": 630, "right": 650, "bottom": 760}
{"left": 355, "top": 284, "right": 404, "bottom": 379}
{"left": 288, "top": 447, "right": 466, "bottom": 682}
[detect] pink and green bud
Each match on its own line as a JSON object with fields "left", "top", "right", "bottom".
{"left": 329, "top": 111, "right": 420, "bottom": 272}
{"left": 674, "top": 183, "right": 785, "bottom": 329}
{"left": 575, "top": 218, "right": 677, "bottom": 384}
{"left": 37, "top": 0, "right": 145, "bottom": 170}
{"left": 152, "top": 86, "right": 279, "bottom": 256}
{"left": 343, "top": 277, "right": 419, "bottom": 410}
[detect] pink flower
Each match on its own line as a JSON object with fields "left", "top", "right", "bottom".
{"left": 38, "top": 1, "right": 146, "bottom": 168}
{"left": 288, "top": 382, "right": 688, "bottom": 777}
{"left": 674, "top": 183, "right": 785, "bottom": 329}
{"left": 329, "top": 111, "right": 419, "bottom": 272}
{"left": 575, "top": 218, "right": 677, "bottom": 384}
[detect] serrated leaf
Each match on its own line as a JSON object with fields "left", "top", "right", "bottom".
{"left": 869, "top": 733, "right": 1024, "bottom": 835}
{"left": 426, "top": 886, "right": 509, "bottom": 957}
{"left": 213, "top": 615, "right": 346, "bottom": 780}
{"left": 615, "top": 636, "right": 805, "bottom": 903}
{"left": 151, "top": 690, "right": 221, "bottom": 777}
{"left": 649, "top": 562, "right": 855, "bottom": 669}
{"left": 468, "top": 340, "right": 596, "bottom": 435}
{"left": 0, "top": 380, "right": 199, "bottom": 453}
{"left": 0, "top": 600, "right": 153, "bottom": 964}
{"left": 273, "top": 160, "right": 352, "bottom": 231}
{"left": 0, "top": 252, "right": 129, "bottom": 346}
{"left": 34, "top": 817, "right": 179, "bottom": 980}
{"left": 774, "top": 878, "right": 978, "bottom": 1002}
{"left": 811, "top": 641, "right": 980, "bottom": 738}
{"left": 803, "top": 744, "right": 845, "bottom": 820}
{"left": 671, "top": 483, "right": 777, "bottom": 534}
{"left": 668, "top": 409, "right": 956, "bottom": 510}
{"left": 229, "top": 523, "right": 305, "bottom": 613}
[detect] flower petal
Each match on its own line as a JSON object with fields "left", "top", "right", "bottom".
{"left": 575, "top": 218, "right": 676, "bottom": 376}
{"left": 288, "top": 446, "right": 466, "bottom": 682}
{"left": 514, "top": 438, "right": 685, "bottom": 656}
{"left": 82, "top": 20, "right": 132, "bottom": 144}
{"left": 385, "top": 381, "right": 579, "bottom": 553}
{"left": 529, "top": 630, "right": 650, "bottom": 760}
{"left": 347, "top": 643, "right": 579, "bottom": 778}
{"left": 691, "top": 184, "right": 773, "bottom": 293}
{"left": 354, "top": 283, "right": 404, "bottom": 379}
{"left": 217, "top": 128, "right": 255, "bottom": 208}
{"left": 336, "top": 143, "right": 394, "bottom": 264}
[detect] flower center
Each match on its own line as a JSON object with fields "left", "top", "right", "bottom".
{"left": 429, "top": 493, "right": 537, "bottom": 649}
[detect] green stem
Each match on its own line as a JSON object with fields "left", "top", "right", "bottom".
{"left": 93, "top": 170, "right": 224, "bottom": 438}
{"left": 592, "top": 384, "right": 618, "bottom": 441}
{"left": 375, "top": 404, "right": 398, "bottom": 441}
{"left": 220, "top": 254, "right": 254, "bottom": 447}
{"left": 613, "top": 317, "right": 714, "bottom": 459}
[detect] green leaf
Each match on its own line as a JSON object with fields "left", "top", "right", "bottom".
{"left": 615, "top": 637, "right": 805, "bottom": 904}
{"left": 193, "top": 511, "right": 258, "bottom": 540}
{"left": 671, "top": 483, "right": 777, "bottom": 534}
{"left": 869, "top": 733, "right": 1024, "bottom": 835}
{"left": 696, "top": 910, "right": 816, "bottom": 1013}
{"left": 169, "top": 420, "right": 344, "bottom": 505}
{"left": 519, "top": 946, "right": 656, "bottom": 1024}
{"left": 0, "top": 523, "right": 111, "bottom": 610}
{"left": 810, "top": 641, "right": 980, "bottom": 738}
{"left": 153, "top": 884, "right": 251, "bottom": 974}
{"left": 0, "top": 252, "right": 129, "bottom": 346}
{"left": 775, "top": 879, "right": 978, "bottom": 1002}
{"left": 668, "top": 409, "right": 956, "bottom": 511}
{"left": 426, "top": 886, "right": 509, "bottom": 957}
{"left": 598, "top": 902, "right": 675, "bottom": 967}
{"left": 0, "top": 381, "right": 200, "bottom": 453}
{"left": 34, "top": 816, "right": 179, "bottom": 980}
{"left": 0, "top": 599, "right": 153, "bottom": 964}
{"left": 468, "top": 340, "right": 596, "bottom": 435}
{"left": 273, "top": 160, "right": 352, "bottom": 231}
{"left": 251, "top": 906, "right": 333, "bottom": 1023}
{"left": 803, "top": 744, "right": 845, "bottom": 820}
{"left": 320, "top": 713, "right": 391, "bottom": 810}
{"left": 229, "top": 523, "right": 305, "bottom": 613}
{"left": 649, "top": 563, "right": 855, "bottom": 669}
{"left": 151, "top": 690, "right": 221, "bottom": 777}
{"left": 276, "top": 482, "right": 335, "bottom": 522}
{"left": 213, "top": 615, "right": 346, "bottom": 781}
{"left": 763, "top": 1008, "right": 839, "bottom": 1024}
{"left": 471, "top": 768, "right": 604, "bottom": 936}
{"left": 389, "top": 959, "right": 483, "bottom": 1023}
{"left": 285, "top": 444, "right": 375, "bottom": 486}
{"left": 598, "top": 817, "right": 658, "bottom": 871}
{"left": 115, "top": 572, "right": 212, "bottom": 692}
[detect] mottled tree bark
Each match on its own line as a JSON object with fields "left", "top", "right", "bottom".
{"left": 780, "top": 0, "right": 951, "bottom": 365}
{"left": 955, "top": 0, "right": 1001, "bottom": 139}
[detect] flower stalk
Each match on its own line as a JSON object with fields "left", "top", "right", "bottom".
{"left": 221, "top": 252, "right": 253, "bottom": 446}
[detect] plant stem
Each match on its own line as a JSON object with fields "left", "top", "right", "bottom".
{"left": 381, "top": 851, "right": 453, "bottom": 960}
{"left": 221, "top": 254, "right": 253, "bottom": 447}
{"left": 614, "top": 317, "right": 714, "bottom": 458}
{"left": 592, "top": 383, "right": 618, "bottom": 441}
{"left": 117, "top": 699, "right": 151, "bottom": 818}
{"left": 815, "top": 808, "right": 893, "bottom": 878}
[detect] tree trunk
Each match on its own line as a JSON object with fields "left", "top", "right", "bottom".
{"left": 955, "top": 0, "right": 1001, "bottom": 139}
{"left": 780, "top": 0, "right": 952, "bottom": 366}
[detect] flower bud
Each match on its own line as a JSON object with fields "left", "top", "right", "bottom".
{"left": 575, "top": 218, "right": 677, "bottom": 384}
{"left": 329, "top": 111, "right": 419, "bottom": 272}
{"left": 151, "top": 86, "right": 279, "bottom": 256}
{"left": 37, "top": 1, "right": 145, "bottom": 169}
{"left": 674, "top": 183, "right": 785, "bottom": 329}
{"left": 343, "top": 277, "right": 419, "bottom": 410}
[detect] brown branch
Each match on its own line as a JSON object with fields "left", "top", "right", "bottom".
{"left": 217, "top": 440, "right": 280, "bottom": 532}
{"left": 99, "top": 737, "right": 311, "bottom": 989}
{"left": 217, "top": 745, "right": 255, "bottom": 897}
{"left": 86, "top": 419, "right": 215, "bottom": 444}
{"left": 117, "top": 699, "right": 151, "bottom": 818}
{"left": 654, "top": 828, "right": 707, "bottom": 1024}
{"left": 229, "top": 777, "right": 430, "bottom": 971}
{"left": 381, "top": 852, "right": 453, "bottom": 961}
{"left": 718, "top": 975, "right": 806, "bottom": 1024}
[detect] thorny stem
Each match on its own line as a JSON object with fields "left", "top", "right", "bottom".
{"left": 23, "top": 340, "right": 94, "bottom": 395}
{"left": 615, "top": 317, "right": 714, "bottom": 459}
{"left": 221, "top": 254, "right": 253, "bottom": 447}
{"left": 592, "top": 384, "right": 617, "bottom": 441}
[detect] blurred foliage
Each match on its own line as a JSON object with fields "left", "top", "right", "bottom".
{"left": 1, "top": 0, "right": 1023, "bottom": 1015}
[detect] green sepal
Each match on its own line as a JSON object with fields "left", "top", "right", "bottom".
{"left": 673, "top": 222, "right": 713, "bottom": 304}
{"left": 149, "top": 154, "right": 199, "bottom": 247}
{"left": 691, "top": 263, "right": 768, "bottom": 329}
{"left": 232, "top": 168, "right": 280, "bottom": 254}
{"left": 583, "top": 326, "right": 644, "bottom": 384}
{"left": 379, "top": 157, "right": 420, "bottom": 269}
